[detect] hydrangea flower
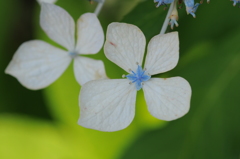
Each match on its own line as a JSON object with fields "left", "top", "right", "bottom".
{"left": 78, "top": 23, "right": 192, "bottom": 132}
{"left": 5, "top": 3, "right": 107, "bottom": 90}
{"left": 156, "top": 0, "right": 201, "bottom": 32}
{"left": 155, "top": 0, "right": 200, "bottom": 18}
{"left": 183, "top": 0, "right": 200, "bottom": 18}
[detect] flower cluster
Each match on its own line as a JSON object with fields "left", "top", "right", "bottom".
{"left": 155, "top": 0, "right": 200, "bottom": 17}
{"left": 155, "top": 0, "right": 201, "bottom": 29}
{"left": 5, "top": 1, "right": 192, "bottom": 132}
{"left": 156, "top": 0, "right": 240, "bottom": 30}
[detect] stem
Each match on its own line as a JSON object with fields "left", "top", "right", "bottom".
{"left": 160, "top": 1, "right": 174, "bottom": 34}
{"left": 94, "top": 0, "right": 105, "bottom": 16}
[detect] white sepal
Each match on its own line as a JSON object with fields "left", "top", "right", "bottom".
{"left": 78, "top": 79, "right": 136, "bottom": 132}
{"left": 75, "top": 13, "right": 104, "bottom": 55}
{"left": 144, "top": 32, "right": 179, "bottom": 75}
{"left": 104, "top": 22, "right": 146, "bottom": 73}
{"left": 5, "top": 40, "right": 71, "bottom": 90}
{"left": 143, "top": 77, "right": 191, "bottom": 121}
{"left": 73, "top": 56, "right": 107, "bottom": 85}
{"left": 40, "top": 3, "right": 75, "bottom": 51}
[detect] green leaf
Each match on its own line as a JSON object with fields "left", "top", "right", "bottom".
{"left": 0, "top": 114, "right": 69, "bottom": 159}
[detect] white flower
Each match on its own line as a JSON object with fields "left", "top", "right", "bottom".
{"left": 78, "top": 23, "right": 192, "bottom": 132}
{"left": 37, "top": 0, "right": 57, "bottom": 3}
{"left": 5, "top": 3, "right": 107, "bottom": 90}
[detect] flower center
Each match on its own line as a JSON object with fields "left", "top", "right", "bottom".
{"left": 68, "top": 51, "right": 78, "bottom": 58}
{"left": 124, "top": 65, "right": 151, "bottom": 91}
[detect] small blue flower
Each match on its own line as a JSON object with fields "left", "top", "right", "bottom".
{"left": 184, "top": 0, "right": 200, "bottom": 18}
{"left": 125, "top": 65, "right": 151, "bottom": 91}
{"left": 154, "top": 0, "right": 174, "bottom": 7}
{"left": 232, "top": 0, "right": 240, "bottom": 6}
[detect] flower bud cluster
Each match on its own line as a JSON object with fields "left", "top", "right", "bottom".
{"left": 155, "top": 0, "right": 205, "bottom": 30}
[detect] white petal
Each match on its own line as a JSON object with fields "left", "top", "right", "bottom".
{"left": 37, "top": 0, "right": 57, "bottom": 3}
{"left": 5, "top": 40, "right": 71, "bottom": 90}
{"left": 104, "top": 22, "right": 146, "bottom": 73}
{"left": 144, "top": 32, "right": 179, "bottom": 75}
{"left": 40, "top": 3, "right": 75, "bottom": 51}
{"left": 143, "top": 77, "right": 191, "bottom": 121}
{"left": 73, "top": 56, "right": 107, "bottom": 85}
{"left": 78, "top": 79, "right": 136, "bottom": 132}
{"left": 75, "top": 13, "right": 104, "bottom": 55}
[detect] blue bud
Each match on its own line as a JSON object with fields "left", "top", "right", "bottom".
{"left": 184, "top": 0, "right": 200, "bottom": 18}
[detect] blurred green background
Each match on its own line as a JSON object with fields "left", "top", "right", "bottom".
{"left": 0, "top": 0, "right": 240, "bottom": 158}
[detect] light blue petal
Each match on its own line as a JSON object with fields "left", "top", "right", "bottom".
{"left": 189, "top": 3, "right": 200, "bottom": 18}
{"left": 136, "top": 65, "right": 143, "bottom": 78}
{"left": 126, "top": 74, "right": 137, "bottom": 82}
{"left": 155, "top": 0, "right": 174, "bottom": 7}
{"left": 141, "top": 74, "right": 151, "bottom": 82}
{"left": 189, "top": 12, "right": 196, "bottom": 18}
{"left": 184, "top": 0, "right": 200, "bottom": 18}
{"left": 164, "top": 0, "right": 175, "bottom": 4}
{"left": 155, "top": 0, "right": 163, "bottom": 7}
{"left": 184, "top": 0, "right": 194, "bottom": 7}
{"left": 192, "top": 3, "right": 200, "bottom": 12}
{"left": 135, "top": 80, "right": 142, "bottom": 91}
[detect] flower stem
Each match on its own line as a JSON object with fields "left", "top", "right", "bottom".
{"left": 94, "top": 0, "right": 105, "bottom": 16}
{"left": 160, "top": 1, "right": 174, "bottom": 34}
